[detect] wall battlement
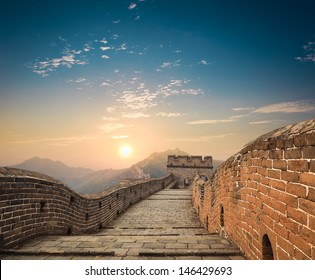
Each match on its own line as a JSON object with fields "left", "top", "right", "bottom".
{"left": 167, "top": 155, "right": 213, "bottom": 186}
{"left": 192, "top": 119, "right": 315, "bottom": 260}
{"left": 0, "top": 167, "right": 173, "bottom": 249}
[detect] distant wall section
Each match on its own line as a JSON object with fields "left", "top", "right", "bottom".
{"left": 167, "top": 155, "right": 213, "bottom": 187}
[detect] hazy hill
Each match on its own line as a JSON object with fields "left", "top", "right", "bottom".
{"left": 10, "top": 157, "right": 94, "bottom": 187}
{"left": 9, "top": 150, "right": 223, "bottom": 194}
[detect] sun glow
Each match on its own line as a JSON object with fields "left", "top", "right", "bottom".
{"left": 119, "top": 145, "right": 133, "bottom": 158}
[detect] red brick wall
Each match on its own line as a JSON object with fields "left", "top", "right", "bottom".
{"left": 0, "top": 167, "right": 173, "bottom": 249}
{"left": 193, "top": 119, "right": 315, "bottom": 260}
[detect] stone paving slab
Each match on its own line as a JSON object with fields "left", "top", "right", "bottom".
{"left": 0, "top": 189, "right": 245, "bottom": 260}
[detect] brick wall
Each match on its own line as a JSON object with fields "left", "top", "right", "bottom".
{"left": 192, "top": 119, "right": 315, "bottom": 260}
{"left": 0, "top": 167, "right": 173, "bottom": 249}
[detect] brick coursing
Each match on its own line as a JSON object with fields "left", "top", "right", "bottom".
{"left": 0, "top": 167, "right": 173, "bottom": 249}
{"left": 192, "top": 119, "right": 315, "bottom": 260}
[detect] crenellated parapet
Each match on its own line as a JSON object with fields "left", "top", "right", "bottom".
{"left": 0, "top": 167, "right": 174, "bottom": 249}
{"left": 192, "top": 119, "right": 315, "bottom": 260}
{"left": 167, "top": 155, "right": 213, "bottom": 187}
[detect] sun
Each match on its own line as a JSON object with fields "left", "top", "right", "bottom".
{"left": 119, "top": 145, "right": 133, "bottom": 158}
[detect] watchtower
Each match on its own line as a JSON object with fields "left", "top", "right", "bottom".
{"left": 167, "top": 155, "right": 213, "bottom": 187}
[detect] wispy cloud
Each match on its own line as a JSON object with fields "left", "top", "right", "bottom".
{"left": 187, "top": 119, "right": 235, "bottom": 125}
{"left": 199, "top": 60, "right": 210, "bottom": 65}
{"left": 122, "top": 112, "right": 150, "bottom": 118}
{"left": 31, "top": 48, "right": 87, "bottom": 77}
{"left": 101, "top": 55, "right": 110, "bottom": 59}
{"left": 12, "top": 135, "right": 95, "bottom": 146}
{"left": 98, "top": 123, "right": 129, "bottom": 133}
{"left": 128, "top": 3, "right": 137, "bottom": 10}
{"left": 254, "top": 100, "right": 315, "bottom": 113}
{"left": 160, "top": 60, "right": 181, "bottom": 68}
{"left": 117, "top": 91, "right": 157, "bottom": 110}
{"left": 102, "top": 116, "right": 118, "bottom": 121}
{"left": 157, "top": 112, "right": 185, "bottom": 117}
{"left": 295, "top": 41, "right": 315, "bottom": 62}
{"left": 106, "top": 107, "right": 116, "bottom": 113}
{"left": 249, "top": 120, "right": 272, "bottom": 125}
{"left": 111, "top": 135, "right": 129, "bottom": 139}
{"left": 170, "top": 133, "right": 235, "bottom": 142}
{"left": 100, "top": 46, "right": 111, "bottom": 51}
{"left": 233, "top": 107, "right": 255, "bottom": 112}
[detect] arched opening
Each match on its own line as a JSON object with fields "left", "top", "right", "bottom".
{"left": 262, "top": 234, "right": 274, "bottom": 260}
{"left": 67, "top": 227, "right": 72, "bottom": 235}
{"left": 220, "top": 205, "right": 224, "bottom": 227}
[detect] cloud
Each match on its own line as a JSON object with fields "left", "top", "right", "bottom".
{"left": 135, "top": 15, "right": 140, "bottom": 20}
{"left": 117, "top": 91, "right": 157, "bottom": 110}
{"left": 122, "top": 112, "right": 150, "bottom": 118}
{"left": 100, "top": 38, "right": 108, "bottom": 44}
{"left": 233, "top": 107, "right": 255, "bottom": 112}
{"left": 116, "top": 43, "right": 127, "bottom": 51}
{"left": 101, "top": 55, "right": 110, "bottom": 59}
{"left": 31, "top": 48, "right": 87, "bottom": 77}
{"left": 113, "top": 20, "right": 121, "bottom": 24}
{"left": 249, "top": 121, "right": 272, "bottom": 125}
{"left": 12, "top": 135, "right": 95, "bottom": 146}
{"left": 295, "top": 41, "right": 315, "bottom": 62}
{"left": 161, "top": 60, "right": 181, "bottom": 68}
{"left": 74, "top": 77, "right": 86, "bottom": 83}
{"left": 253, "top": 100, "right": 315, "bottom": 113}
{"left": 157, "top": 112, "right": 185, "bottom": 117}
{"left": 106, "top": 107, "right": 116, "bottom": 113}
{"left": 98, "top": 123, "right": 129, "bottom": 133}
{"left": 100, "top": 46, "right": 111, "bottom": 51}
{"left": 128, "top": 3, "right": 137, "bottom": 9}
{"left": 170, "top": 133, "right": 235, "bottom": 142}
{"left": 199, "top": 60, "right": 210, "bottom": 65}
{"left": 102, "top": 116, "right": 118, "bottom": 121}
{"left": 111, "top": 135, "right": 129, "bottom": 139}
{"left": 187, "top": 119, "right": 235, "bottom": 125}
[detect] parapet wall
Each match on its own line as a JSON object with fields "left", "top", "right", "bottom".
{"left": 0, "top": 167, "right": 173, "bottom": 249}
{"left": 193, "top": 119, "right": 315, "bottom": 260}
{"left": 167, "top": 155, "right": 213, "bottom": 186}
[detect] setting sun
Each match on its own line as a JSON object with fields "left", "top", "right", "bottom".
{"left": 119, "top": 145, "right": 133, "bottom": 158}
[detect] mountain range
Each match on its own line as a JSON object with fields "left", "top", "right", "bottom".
{"left": 9, "top": 149, "right": 223, "bottom": 194}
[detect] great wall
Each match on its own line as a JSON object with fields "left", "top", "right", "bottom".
{"left": 0, "top": 119, "right": 314, "bottom": 259}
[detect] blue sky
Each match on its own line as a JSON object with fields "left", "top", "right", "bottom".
{"left": 1, "top": 0, "right": 315, "bottom": 169}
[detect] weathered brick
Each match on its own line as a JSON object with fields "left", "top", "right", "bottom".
{"left": 270, "top": 150, "right": 283, "bottom": 159}
{"left": 277, "top": 236, "right": 294, "bottom": 257}
{"left": 303, "top": 146, "right": 315, "bottom": 159}
{"left": 281, "top": 171, "right": 299, "bottom": 182}
{"left": 288, "top": 160, "right": 309, "bottom": 172}
{"left": 300, "top": 226, "right": 315, "bottom": 245}
{"left": 304, "top": 133, "right": 315, "bottom": 146}
{"left": 284, "top": 149, "right": 302, "bottom": 159}
{"left": 309, "top": 215, "right": 315, "bottom": 230}
{"left": 294, "top": 248, "right": 311, "bottom": 260}
{"left": 262, "top": 159, "right": 273, "bottom": 168}
{"left": 269, "top": 179, "right": 286, "bottom": 191}
{"left": 286, "top": 183, "right": 307, "bottom": 198}
{"left": 308, "top": 187, "right": 315, "bottom": 202}
{"left": 287, "top": 206, "right": 307, "bottom": 225}
{"left": 277, "top": 247, "right": 291, "bottom": 260}
{"left": 267, "top": 169, "right": 281, "bottom": 180}
{"left": 274, "top": 223, "right": 289, "bottom": 239}
{"left": 300, "top": 173, "right": 315, "bottom": 187}
{"left": 289, "top": 233, "right": 312, "bottom": 257}
{"left": 279, "top": 192, "right": 298, "bottom": 208}
{"left": 298, "top": 198, "right": 315, "bottom": 216}
{"left": 310, "top": 160, "right": 315, "bottom": 173}
{"left": 273, "top": 160, "right": 287, "bottom": 171}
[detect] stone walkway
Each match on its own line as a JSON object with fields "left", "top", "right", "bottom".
{"left": 0, "top": 189, "right": 245, "bottom": 260}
